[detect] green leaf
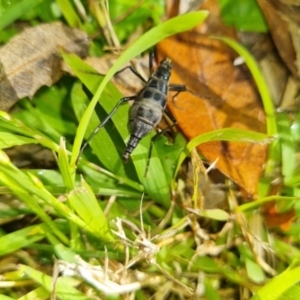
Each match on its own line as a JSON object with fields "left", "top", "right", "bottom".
{"left": 218, "top": 0, "right": 268, "bottom": 32}
{"left": 15, "top": 83, "right": 77, "bottom": 140}
{"left": 67, "top": 178, "right": 115, "bottom": 243}
{"left": 0, "top": 151, "right": 96, "bottom": 241}
{"left": 0, "top": 111, "right": 60, "bottom": 152}
{"left": 251, "top": 265, "right": 300, "bottom": 300}
{"left": 245, "top": 258, "right": 265, "bottom": 284}
{"left": 19, "top": 264, "right": 89, "bottom": 300}
{"left": 237, "top": 196, "right": 299, "bottom": 212}
{"left": 277, "top": 113, "right": 297, "bottom": 184}
{"left": 212, "top": 37, "right": 276, "bottom": 137}
{"left": 0, "top": 132, "right": 38, "bottom": 148}
{"left": 18, "top": 287, "right": 52, "bottom": 300}
{"left": 64, "top": 53, "right": 180, "bottom": 206}
{"left": 0, "top": 0, "right": 44, "bottom": 30}
{"left": 188, "top": 208, "right": 230, "bottom": 221}
{"left": 175, "top": 128, "right": 272, "bottom": 178}
{"left": 58, "top": 137, "right": 75, "bottom": 190}
{"left": 55, "top": 0, "right": 82, "bottom": 28}
{"left": 0, "top": 224, "right": 46, "bottom": 256}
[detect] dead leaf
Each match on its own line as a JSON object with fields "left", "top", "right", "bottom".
{"left": 62, "top": 55, "right": 148, "bottom": 95}
{"left": 157, "top": 0, "right": 267, "bottom": 197}
{"left": 0, "top": 22, "right": 89, "bottom": 111}
{"left": 257, "top": 0, "right": 300, "bottom": 79}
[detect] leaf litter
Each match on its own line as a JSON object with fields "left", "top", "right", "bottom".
{"left": 0, "top": 22, "right": 89, "bottom": 111}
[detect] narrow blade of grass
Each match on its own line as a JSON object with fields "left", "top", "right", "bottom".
{"left": 212, "top": 36, "right": 276, "bottom": 136}
{"left": 0, "top": 224, "right": 47, "bottom": 256}
{"left": 58, "top": 137, "right": 75, "bottom": 190}
{"left": 251, "top": 265, "right": 300, "bottom": 300}
{"left": 174, "top": 128, "right": 271, "bottom": 178}
{"left": 67, "top": 178, "right": 115, "bottom": 243}
{"left": 19, "top": 264, "right": 89, "bottom": 300}
{"left": 56, "top": 0, "right": 82, "bottom": 28}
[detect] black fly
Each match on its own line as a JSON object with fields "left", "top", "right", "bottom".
{"left": 78, "top": 56, "right": 187, "bottom": 175}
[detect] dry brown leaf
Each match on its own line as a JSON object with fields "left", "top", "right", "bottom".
{"left": 62, "top": 55, "right": 148, "bottom": 96}
{"left": 157, "top": 0, "right": 267, "bottom": 197}
{"left": 257, "top": 0, "right": 300, "bottom": 79}
{"left": 0, "top": 22, "right": 89, "bottom": 111}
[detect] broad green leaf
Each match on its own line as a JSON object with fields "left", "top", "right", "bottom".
{"left": 69, "top": 70, "right": 133, "bottom": 178}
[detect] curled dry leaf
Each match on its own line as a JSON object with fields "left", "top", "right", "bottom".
{"left": 157, "top": 0, "right": 267, "bottom": 197}
{"left": 256, "top": 0, "right": 300, "bottom": 79}
{"left": 0, "top": 22, "right": 89, "bottom": 111}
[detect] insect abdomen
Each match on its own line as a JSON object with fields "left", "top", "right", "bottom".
{"left": 122, "top": 58, "right": 172, "bottom": 162}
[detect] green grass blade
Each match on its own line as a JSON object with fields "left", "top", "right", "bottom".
{"left": 58, "top": 137, "right": 75, "bottom": 190}
{"left": 237, "top": 195, "right": 299, "bottom": 212}
{"left": 0, "top": 151, "right": 93, "bottom": 235}
{"left": 19, "top": 264, "right": 89, "bottom": 300}
{"left": 18, "top": 287, "right": 52, "bottom": 300}
{"left": 212, "top": 36, "right": 279, "bottom": 182}
{"left": 0, "top": 224, "right": 46, "bottom": 256}
{"left": 2, "top": 296, "right": 15, "bottom": 300}
{"left": 213, "top": 36, "right": 277, "bottom": 136}
{"left": 67, "top": 178, "right": 115, "bottom": 243}
{"left": 277, "top": 113, "right": 297, "bottom": 184}
{"left": 0, "top": 0, "right": 44, "bottom": 30}
{"left": 0, "top": 155, "right": 69, "bottom": 244}
{"left": 55, "top": 0, "right": 82, "bottom": 28}
{"left": 174, "top": 128, "right": 271, "bottom": 178}
{"left": 0, "top": 111, "right": 59, "bottom": 152}
{"left": 0, "top": 132, "right": 38, "bottom": 148}
{"left": 251, "top": 265, "right": 300, "bottom": 300}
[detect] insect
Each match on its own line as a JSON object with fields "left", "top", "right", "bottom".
{"left": 78, "top": 56, "right": 187, "bottom": 175}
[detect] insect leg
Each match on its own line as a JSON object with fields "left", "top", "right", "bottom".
{"left": 77, "top": 95, "right": 136, "bottom": 163}
{"left": 116, "top": 66, "right": 147, "bottom": 84}
{"left": 149, "top": 50, "right": 155, "bottom": 72}
{"left": 144, "top": 110, "right": 178, "bottom": 177}
{"left": 169, "top": 83, "right": 188, "bottom": 100}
